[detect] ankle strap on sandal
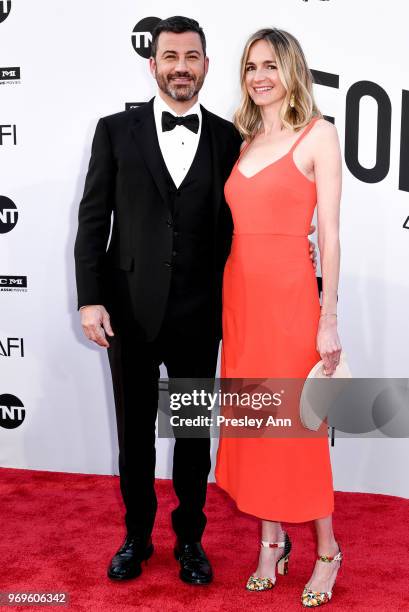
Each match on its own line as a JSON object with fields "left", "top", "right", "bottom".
{"left": 318, "top": 550, "right": 343, "bottom": 563}
{"left": 261, "top": 540, "right": 286, "bottom": 548}
{"left": 261, "top": 532, "right": 288, "bottom": 549}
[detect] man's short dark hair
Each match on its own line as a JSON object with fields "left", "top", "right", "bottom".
{"left": 151, "top": 16, "right": 206, "bottom": 58}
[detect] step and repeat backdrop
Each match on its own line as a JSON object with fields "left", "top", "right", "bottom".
{"left": 1, "top": 0, "right": 408, "bottom": 497}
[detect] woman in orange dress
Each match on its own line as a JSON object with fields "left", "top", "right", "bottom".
{"left": 215, "top": 29, "right": 343, "bottom": 607}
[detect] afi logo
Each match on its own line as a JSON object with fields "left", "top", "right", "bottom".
{"left": 0, "top": 338, "right": 24, "bottom": 357}
{"left": 0, "top": 394, "right": 25, "bottom": 429}
{"left": 131, "top": 17, "right": 161, "bottom": 59}
{"left": 0, "top": 196, "right": 18, "bottom": 233}
{"left": 0, "top": 0, "right": 11, "bottom": 23}
{"left": 0, "top": 124, "right": 17, "bottom": 145}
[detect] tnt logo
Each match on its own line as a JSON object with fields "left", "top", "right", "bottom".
{"left": 131, "top": 17, "right": 161, "bottom": 59}
{"left": 0, "top": 196, "right": 18, "bottom": 233}
{"left": 0, "top": 394, "right": 25, "bottom": 429}
{"left": 0, "top": 0, "right": 11, "bottom": 23}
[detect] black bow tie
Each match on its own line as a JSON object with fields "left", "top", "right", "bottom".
{"left": 161, "top": 111, "right": 199, "bottom": 134}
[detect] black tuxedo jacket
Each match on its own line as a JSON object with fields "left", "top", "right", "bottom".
{"left": 74, "top": 98, "right": 242, "bottom": 341}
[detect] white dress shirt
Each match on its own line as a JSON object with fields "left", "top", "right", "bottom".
{"left": 153, "top": 94, "right": 202, "bottom": 189}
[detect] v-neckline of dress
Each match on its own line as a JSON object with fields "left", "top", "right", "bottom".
{"left": 236, "top": 118, "right": 318, "bottom": 180}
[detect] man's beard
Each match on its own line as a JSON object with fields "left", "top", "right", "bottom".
{"left": 155, "top": 70, "right": 205, "bottom": 102}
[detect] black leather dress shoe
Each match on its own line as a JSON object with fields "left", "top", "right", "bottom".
{"left": 174, "top": 541, "right": 213, "bottom": 585}
{"left": 107, "top": 535, "right": 154, "bottom": 581}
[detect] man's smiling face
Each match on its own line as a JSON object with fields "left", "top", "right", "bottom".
{"left": 150, "top": 31, "right": 209, "bottom": 102}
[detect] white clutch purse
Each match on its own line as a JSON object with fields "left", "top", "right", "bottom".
{"left": 300, "top": 352, "right": 352, "bottom": 431}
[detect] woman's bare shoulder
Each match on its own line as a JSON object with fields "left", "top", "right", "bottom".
{"left": 312, "top": 118, "right": 338, "bottom": 139}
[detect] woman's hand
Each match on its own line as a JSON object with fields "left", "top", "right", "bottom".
{"left": 316, "top": 316, "right": 341, "bottom": 376}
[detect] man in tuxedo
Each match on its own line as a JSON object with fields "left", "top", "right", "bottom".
{"left": 75, "top": 15, "right": 316, "bottom": 585}
{"left": 74, "top": 16, "right": 241, "bottom": 585}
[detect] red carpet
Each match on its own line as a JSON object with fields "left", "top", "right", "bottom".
{"left": 1, "top": 467, "right": 408, "bottom": 611}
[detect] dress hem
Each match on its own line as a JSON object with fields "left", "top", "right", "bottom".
{"left": 215, "top": 478, "right": 334, "bottom": 523}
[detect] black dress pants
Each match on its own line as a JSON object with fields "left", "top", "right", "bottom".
{"left": 107, "top": 305, "right": 220, "bottom": 543}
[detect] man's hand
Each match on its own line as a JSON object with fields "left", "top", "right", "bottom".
{"left": 308, "top": 224, "right": 317, "bottom": 271}
{"left": 80, "top": 305, "right": 114, "bottom": 348}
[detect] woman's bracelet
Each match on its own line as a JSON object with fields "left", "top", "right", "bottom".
{"left": 320, "top": 313, "right": 337, "bottom": 318}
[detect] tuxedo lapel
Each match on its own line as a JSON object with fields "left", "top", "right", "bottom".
{"left": 130, "top": 98, "right": 170, "bottom": 207}
{"left": 201, "top": 106, "right": 223, "bottom": 226}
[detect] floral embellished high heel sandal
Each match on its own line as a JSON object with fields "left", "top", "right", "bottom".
{"left": 246, "top": 531, "right": 292, "bottom": 591}
{"left": 301, "top": 547, "right": 343, "bottom": 607}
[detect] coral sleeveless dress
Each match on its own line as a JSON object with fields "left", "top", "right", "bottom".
{"left": 215, "top": 118, "right": 334, "bottom": 522}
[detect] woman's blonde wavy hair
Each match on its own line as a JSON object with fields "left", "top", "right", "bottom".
{"left": 234, "top": 28, "right": 321, "bottom": 141}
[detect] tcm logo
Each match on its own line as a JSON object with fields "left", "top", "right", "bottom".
{"left": 131, "top": 17, "right": 161, "bottom": 59}
{"left": 0, "top": 196, "right": 18, "bottom": 233}
{"left": 0, "top": 66, "right": 20, "bottom": 84}
{"left": 0, "top": 0, "right": 11, "bottom": 24}
{"left": 0, "top": 394, "right": 25, "bottom": 430}
{"left": 0, "top": 124, "right": 17, "bottom": 145}
{"left": 0, "top": 337, "right": 24, "bottom": 357}
{"left": 0, "top": 276, "right": 27, "bottom": 291}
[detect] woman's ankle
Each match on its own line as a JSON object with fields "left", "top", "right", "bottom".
{"left": 317, "top": 539, "right": 339, "bottom": 557}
